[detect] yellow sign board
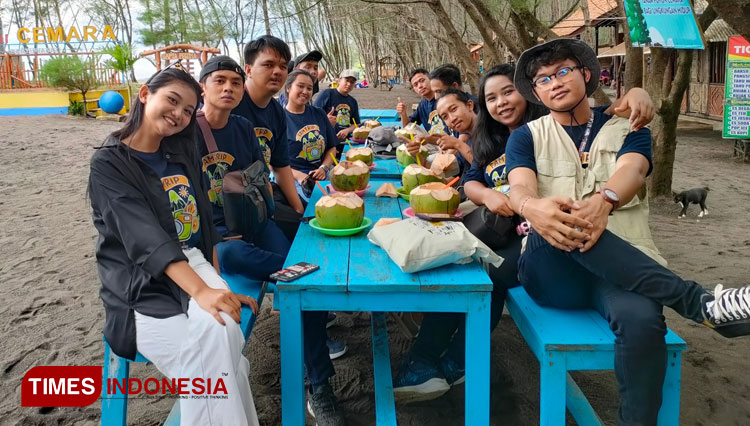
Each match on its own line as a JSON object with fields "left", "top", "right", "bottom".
{"left": 17, "top": 25, "right": 117, "bottom": 44}
{"left": 162, "top": 52, "right": 200, "bottom": 60}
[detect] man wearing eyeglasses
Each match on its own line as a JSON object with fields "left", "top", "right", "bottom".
{"left": 505, "top": 38, "right": 750, "bottom": 426}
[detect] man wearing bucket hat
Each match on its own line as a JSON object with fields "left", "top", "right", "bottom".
{"left": 505, "top": 38, "right": 750, "bottom": 425}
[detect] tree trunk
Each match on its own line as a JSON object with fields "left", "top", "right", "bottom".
{"left": 455, "top": 0, "right": 503, "bottom": 67}
{"left": 425, "top": 0, "right": 479, "bottom": 92}
{"left": 468, "top": 0, "right": 523, "bottom": 58}
{"left": 706, "top": 0, "right": 750, "bottom": 43}
{"left": 261, "top": 0, "right": 271, "bottom": 35}
{"left": 646, "top": 48, "right": 692, "bottom": 196}
{"left": 619, "top": 1, "right": 643, "bottom": 90}
{"left": 646, "top": 5, "right": 717, "bottom": 196}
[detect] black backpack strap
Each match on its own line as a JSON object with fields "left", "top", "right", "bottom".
{"left": 195, "top": 110, "right": 219, "bottom": 154}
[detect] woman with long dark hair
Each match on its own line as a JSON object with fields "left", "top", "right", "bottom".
{"left": 88, "top": 67, "right": 259, "bottom": 425}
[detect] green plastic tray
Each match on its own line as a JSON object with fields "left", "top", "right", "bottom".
{"left": 396, "top": 187, "right": 410, "bottom": 201}
{"left": 308, "top": 217, "right": 373, "bottom": 236}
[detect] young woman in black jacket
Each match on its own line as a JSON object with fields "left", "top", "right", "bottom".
{"left": 88, "top": 68, "right": 259, "bottom": 425}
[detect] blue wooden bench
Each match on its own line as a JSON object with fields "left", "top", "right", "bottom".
{"left": 100, "top": 275, "right": 268, "bottom": 426}
{"left": 360, "top": 108, "right": 400, "bottom": 128}
{"left": 505, "top": 286, "right": 687, "bottom": 426}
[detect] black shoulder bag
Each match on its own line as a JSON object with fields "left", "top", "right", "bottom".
{"left": 463, "top": 206, "right": 521, "bottom": 250}
{"left": 196, "top": 111, "right": 275, "bottom": 240}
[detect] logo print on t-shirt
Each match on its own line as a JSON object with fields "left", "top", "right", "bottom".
{"left": 580, "top": 151, "right": 590, "bottom": 167}
{"left": 161, "top": 175, "right": 200, "bottom": 244}
{"left": 254, "top": 127, "right": 273, "bottom": 167}
{"left": 201, "top": 151, "right": 236, "bottom": 206}
{"left": 428, "top": 110, "right": 446, "bottom": 134}
{"left": 485, "top": 154, "right": 507, "bottom": 188}
{"left": 295, "top": 125, "right": 326, "bottom": 161}
{"left": 335, "top": 104, "right": 351, "bottom": 127}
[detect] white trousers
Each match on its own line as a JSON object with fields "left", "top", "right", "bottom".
{"left": 135, "top": 247, "right": 259, "bottom": 426}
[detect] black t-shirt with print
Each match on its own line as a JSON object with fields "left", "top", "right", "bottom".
{"left": 285, "top": 105, "right": 339, "bottom": 173}
{"left": 195, "top": 114, "right": 266, "bottom": 228}
{"left": 133, "top": 149, "right": 202, "bottom": 248}
{"left": 232, "top": 90, "right": 290, "bottom": 169}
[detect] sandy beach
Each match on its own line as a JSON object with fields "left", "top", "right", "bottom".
{"left": 1, "top": 85, "right": 749, "bottom": 425}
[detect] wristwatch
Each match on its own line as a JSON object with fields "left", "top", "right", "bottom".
{"left": 320, "top": 164, "right": 332, "bottom": 173}
{"left": 600, "top": 188, "right": 620, "bottom": 213}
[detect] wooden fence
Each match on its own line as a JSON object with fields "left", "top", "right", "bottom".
{"left": 0, "top": 55, "right": 122, "bottom": 90}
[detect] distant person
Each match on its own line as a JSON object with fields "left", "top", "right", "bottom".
{"left": 314, "top": 69, "right": 360, "bottom": 155}
{"left": 283, "top": 70, "right": 338, "bottom": 202}
{"left": 88, "top": 67, "right": 260, "bottom": 425}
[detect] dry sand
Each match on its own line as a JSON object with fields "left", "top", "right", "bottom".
{"left": 1, "top": 85, "right": 749, "bottom": 425}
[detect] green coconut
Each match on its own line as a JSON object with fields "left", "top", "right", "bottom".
{"left": 409, "top": 182, "right": 460, "bottom": 215}
{"left": 331, "top": 160, "right": 370, "bottom": 191}
{"left": 345, "top": 147, "right": 374, "bottom": 165}
{"left": 396, "top": 143, "right": 428, "bottom": 167}
{"left": 401, "top": 164, "right": 442, "bottom": 193}
{"left": 363, "top": 120, "right": 381, "bottom": 129}
{"left": 352, "top": 126, "right": 370, "bottom": 140}
{"left": 315, "top": 192, "right": 365, "bottom": 229}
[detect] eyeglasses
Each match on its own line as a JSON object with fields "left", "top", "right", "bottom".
{"left": 532, "top": 66, "right": 583, "bottom": 89}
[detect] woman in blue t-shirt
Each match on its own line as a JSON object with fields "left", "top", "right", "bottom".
{"left": 283, "top": 69, "right": 338, "bottom": 200}
{"left": 88, "top": 68, "right": 260, "bottom": 425}
{"left": 394, "top": 64, "right": 657, "bottom": 403}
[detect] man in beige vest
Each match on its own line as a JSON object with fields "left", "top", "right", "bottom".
{"left": 505, "top": 39, "right": 750, "bottom": 425}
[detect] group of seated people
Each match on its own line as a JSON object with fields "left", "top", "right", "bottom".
{"left": 88, "top": 34, "right": 750, "bottom": 426}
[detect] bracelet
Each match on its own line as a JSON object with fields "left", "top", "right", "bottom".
{"left": 519, "top": 196, "right": 533, "bottom": 217}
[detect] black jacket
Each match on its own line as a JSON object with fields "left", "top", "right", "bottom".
{"left": 89, "top": 135, "right": 219, "bottom": 360}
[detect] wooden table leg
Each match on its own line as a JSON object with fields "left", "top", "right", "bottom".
{"left": 279, "top": 291, "right": 305, "bottom": 426}
{"left": 464, "top": 292, "right": 491, "bottom": 426}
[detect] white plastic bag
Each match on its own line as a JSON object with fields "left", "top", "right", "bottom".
{"left": 367, "top": 218, "right": 503, "bottom": 273}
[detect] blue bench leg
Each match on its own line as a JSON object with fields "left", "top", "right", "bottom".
{"left": 540, "top": 352, "right": 567, "bottom": 426}
{"left": 101, "top": 341, "right": 128, "bottom": 426}
{"left": 370, "top": 312, "right": 397, "bottom": 426}
{"left": 279, "top": 291, "right": 305, "bottom": 426}
{"left": 464, "top": 293, "right": 491, "bottom": 426}
{"left": 658, "top": 350, "right": 683, "bottom": 425}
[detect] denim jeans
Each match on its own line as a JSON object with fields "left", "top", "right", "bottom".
{"left": 216, "top": 220, "right": 334, "bottom": 386}
{"left": 410, "top": 233, "right": 524, "bottom": 367}
{"left": 519, "top": 230, "right": 709, "bottom": 426}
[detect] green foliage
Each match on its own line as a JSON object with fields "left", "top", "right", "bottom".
{"left": 101, "top": 44, "right": 139, "bottom": 77}
{"left": 40, "top": 56, "right": 99, "bottom": 115}
{"left": 68, "top": 100, "right": 84, "bottom": 116}
{"left": 137, "top": 0, "right": 226, "bottom": 47}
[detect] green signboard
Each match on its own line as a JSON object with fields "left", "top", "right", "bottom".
{"left": 723, "top": 36, "right": 750, "bottom": 139}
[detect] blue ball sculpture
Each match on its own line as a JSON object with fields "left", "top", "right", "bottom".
{"left": 99, "top": 91, "right": 125, "bottom": 114}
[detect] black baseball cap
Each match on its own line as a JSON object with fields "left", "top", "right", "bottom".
{"left": 288, "top": 50, "right": 323, "bottom": 72}
{"left": 199, "top": 55, "right": 246, "bottom": 82}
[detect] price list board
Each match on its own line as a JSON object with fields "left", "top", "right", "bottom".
{"left": 724, "top": 37, "right": 750, "bottom": 138}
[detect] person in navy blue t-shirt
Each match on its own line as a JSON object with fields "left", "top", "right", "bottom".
{"left": 195, "top": 55, "right": 290, "bottom": 285}
{"left": 313, "top": 69, "right": 360, "bottom": 143}
{"left": 283, "top": 70, "right": 338, "bottom": 201}
{"left": 231, "top": 39, "right": 305, "bottom": 220}
{"left": 234, "top": 37, "right": 347, "bottom": 424}
{"left": 278, "top": 50, "right": 323, "bottom": 107}
{"left": 396, "top": 68, "right": 447, "bottom": 134}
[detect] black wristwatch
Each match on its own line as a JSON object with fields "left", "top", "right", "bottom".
{"left": 600, "top": 188, "right": 620, "bottom": 213}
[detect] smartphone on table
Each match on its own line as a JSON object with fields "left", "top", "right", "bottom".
{"left": 270, "top": 262, "right": 320, "bottom": 282}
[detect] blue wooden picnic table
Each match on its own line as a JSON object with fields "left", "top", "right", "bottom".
{"left": 341, "top": 145, "right": 402, "bottom": 179}
{"left": 277, "top": 177, "right": 493, "bottom": 425}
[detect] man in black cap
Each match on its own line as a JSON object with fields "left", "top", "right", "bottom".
{"left": 195, "top": 55, "right": 292, "bottom": 289}
{"left": 505, "top": 38, "right": 750, "bottom": 425}
{"left": 279, "top": 50, "right": 327, "bottom": 108}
